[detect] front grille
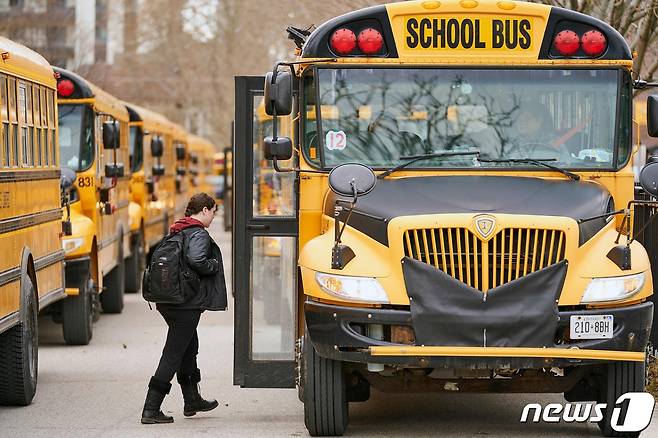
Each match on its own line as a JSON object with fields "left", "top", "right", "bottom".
{"left": 403, "top": 227, "right": 566, "bottom": 292}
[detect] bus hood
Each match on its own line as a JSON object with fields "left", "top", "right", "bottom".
{"left": 324, "top": 175, "right": 612, "bottom": 246}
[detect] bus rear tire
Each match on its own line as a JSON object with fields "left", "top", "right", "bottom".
{"left": 62, "top": 275, "right": 93, "bottom": 346}
{"left": 302, "top": 333, "right": 349, "bottom": 436}
{"left": 124, "top": 232, "right": 144, "bottom": 293}
{"left": 0, "top": 276, "right": 38, "bottom": 406}
{"left": 596, "top": 361, "right": 645, "bottom": 437}
{"left": 101, "top": 242, "right": 125, "bottom": 314}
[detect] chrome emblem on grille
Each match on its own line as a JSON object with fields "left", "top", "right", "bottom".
{"left": 474, "top": 215, "right": 496, "bottom": 240}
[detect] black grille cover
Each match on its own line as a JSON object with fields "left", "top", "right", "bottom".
{"left": 402, "top": 256, "right": 568, "bottom": 347}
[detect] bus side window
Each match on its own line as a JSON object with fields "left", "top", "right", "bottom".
{"left": 32, "top": 85, "right": 41, "bottom": 167}
{"left": 0, "top": 74, "right": 8, "bottom": 167}
{"left": 8, "top": 78, "right": 18, "bottom": 167}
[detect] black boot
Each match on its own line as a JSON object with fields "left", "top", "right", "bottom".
{"left": 178, "top": 369, "right": 219, "bottom": 417}
{"left": 141, "top": 377, "right": 174, "bottom": 424}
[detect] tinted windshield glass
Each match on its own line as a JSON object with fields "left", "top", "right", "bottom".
{"left": 306, "top": 68, "right": 621, "bottom": 170}
{"left": 58, "top": 104, "right": 94, "bottom": 171}
{"left": 129, "top": 126, "right": 143, "bottom": 172}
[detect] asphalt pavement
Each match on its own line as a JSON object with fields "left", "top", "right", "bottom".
{"left": 1, "top": 218, "right": 656, "bottom": 437}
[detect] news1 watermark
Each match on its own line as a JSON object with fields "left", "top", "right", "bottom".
{"left": 520, "top": 392, "right": 656, "bottom": 433}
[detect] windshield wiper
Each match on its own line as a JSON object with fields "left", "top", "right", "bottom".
{"left": 477, "top": 157, "right": 580, "bottom": 181}
{"left": 378, "top": 151, "right": 481, "bottom": 179}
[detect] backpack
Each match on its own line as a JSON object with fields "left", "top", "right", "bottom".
{"left": 143, "top": 231, "right": 197, "bottom": 304}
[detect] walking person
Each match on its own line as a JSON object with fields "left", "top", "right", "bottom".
{"left": 141, "top": 193, "right": 228, "bottom": 424}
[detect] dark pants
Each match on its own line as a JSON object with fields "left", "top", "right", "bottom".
{"left": 154, "top": 307, "right": 202, "bottom": 383}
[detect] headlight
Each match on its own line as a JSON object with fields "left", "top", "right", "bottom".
{"left": 62, "top": 238, "right": 84, "bottom": 254}
{"left": 581, "top": 272, "right": 646, "bottom": 303}
{"left": 315, "top": 272, "right": 389, "bottom": 304}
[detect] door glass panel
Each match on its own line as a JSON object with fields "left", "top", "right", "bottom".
{"left": 252, "top": 96, "right": 295, "bottom": 217}
{"left": 250, "top": 236, "right": 296, "bottom": 360}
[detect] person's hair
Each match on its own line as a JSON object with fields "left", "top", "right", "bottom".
{"left": 185, "top": 193, "right": 216, "bottom": 217}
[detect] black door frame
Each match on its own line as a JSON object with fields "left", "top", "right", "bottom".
{"left": 233, "top": 76, "right": 298, "bottom": 388}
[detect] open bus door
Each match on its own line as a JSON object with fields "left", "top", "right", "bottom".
{"left": 233, "top": 76, "right": 297, "bottom": 388}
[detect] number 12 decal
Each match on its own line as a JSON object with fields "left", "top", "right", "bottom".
{"left": 325, "top": 130, "right": 347, "bottom": 151}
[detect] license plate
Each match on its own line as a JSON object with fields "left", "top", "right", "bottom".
{"left": 570, "top": 315, "right": 614, "bottom": 340}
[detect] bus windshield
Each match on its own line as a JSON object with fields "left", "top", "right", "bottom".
{"left": 305, "top": 68, "right": 630, "bottom": 170}
{"left": 58, "top": 104, "right": 94, "bottom": 171}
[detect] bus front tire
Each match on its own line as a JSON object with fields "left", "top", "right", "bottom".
{"left": 597, "top": 361, "right": 645, "bottom": 437}
{"left": 124, "top": 232, "right": 144, "bottom": 293}
{"left": 101, "top": 243, "right": 125, "bottom": 314}
{"left": 0, "top": 276, "right": 38, "bottom": 406}
{"left": 62, "top": 276, "right": 93, "bottom": 346}
{"left": 302, "top": 333, "right": 349, "bottom": 436}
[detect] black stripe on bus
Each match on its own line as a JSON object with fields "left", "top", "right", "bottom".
{"left": 0, "top": 312, "right": 19, "bottom": 334}
{"left": 98, "top": 234, "right": 119, "bottom": 250}
{"left": 0, "top": 249, "right": 65, "bottom": 288}
{"left": 35, "top": 250, "right": 65, "bottom": 271}
{"left": 39, "top": 287, "right": 66, "bottom": 310}
{"left": 0, "top": 208, "right": 62, "bottom": 236}
{"left": 0, "top": 169, "right": 61, "bottom": 183}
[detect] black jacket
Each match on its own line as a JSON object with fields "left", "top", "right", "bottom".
{"left": 158, "top": 226, "right": 228, "bottom": 311}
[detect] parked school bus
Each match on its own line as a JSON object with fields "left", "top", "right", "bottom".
{"left": 233, "top": 1, "right": 657, "bottom": 436}
{"left": 187, "top": 134, "right": 216, "bottom": 197}
{"left": 55, "top": 67, "right": 131, "bottom": 345}
{"left": 0, "top": 37, "right": 65, "bottom": 405}
{"left": 124, "top": 103, "right": 177, "bottom": 292}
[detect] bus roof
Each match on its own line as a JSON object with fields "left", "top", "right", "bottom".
{"left": 54, "top": 66, "right": 129, "bottom": 121}
{"left": 124, "top": 102, "right": 176, "bottom": 136}
{"left": 0, "top": 36, "right": 56, "bottom": 88}
{"left": 301, "top": 0, "right": 631, "bottom": 64}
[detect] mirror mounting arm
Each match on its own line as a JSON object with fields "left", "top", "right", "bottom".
{"left": 331, "top": 182, "right": 358, "bottom": 269}
{"left": 273, "top": 158, "right": 294, "bottom": 173}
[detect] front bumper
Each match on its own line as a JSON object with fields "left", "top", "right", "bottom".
{"left": 304, "top": 300, "right": 653, "bottom": 369}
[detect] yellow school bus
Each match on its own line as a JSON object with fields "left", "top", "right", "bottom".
{"left": 55, "top": 67, "right": 131, "bottom": 345}
{"left": 187, "top": 134, "right": 216, "bottom": 197}
{"left": 124, "top": 103, "right": 177, "bottom": 291}
{"left": 233, "top": 1, "right": 656, "bottom": 436}
{"left": 0, "top": 37, "right": 65, "bottom": 406}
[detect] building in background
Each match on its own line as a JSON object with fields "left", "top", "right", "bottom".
{"left": 0, "top": 0, "right": 124, "bottom": 69}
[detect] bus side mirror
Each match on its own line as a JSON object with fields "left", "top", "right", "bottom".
{"left": 327, "top": 163, "right": 377, "bottom": 270}
{"left": 328, "top": 163, "right": 377, "bottom": 201}
{"left": 152, "top": 164, "right": 165, "bottom": 176}
{"left": 639, "top": 160, "right": 658, "bottom": 197}
{"left": 151, "top": 137, "right": 164, "bottom": 157}
{"left": 176, "top": 144, "right": 186, "bottom": 160}
{"left": 264, "top": 71, "right": 292, "bottom": 116}
{"left": 105, "top": 163, "right": 125, "bottom": 178}
{"left": 647, "top": 96, "right": 658, "bottom": 137}
{"left": 264, "top": 136, "right": 292, "bottom": 160}
{"left": 103, "top": 122, "right": 118, "bottom": 149}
